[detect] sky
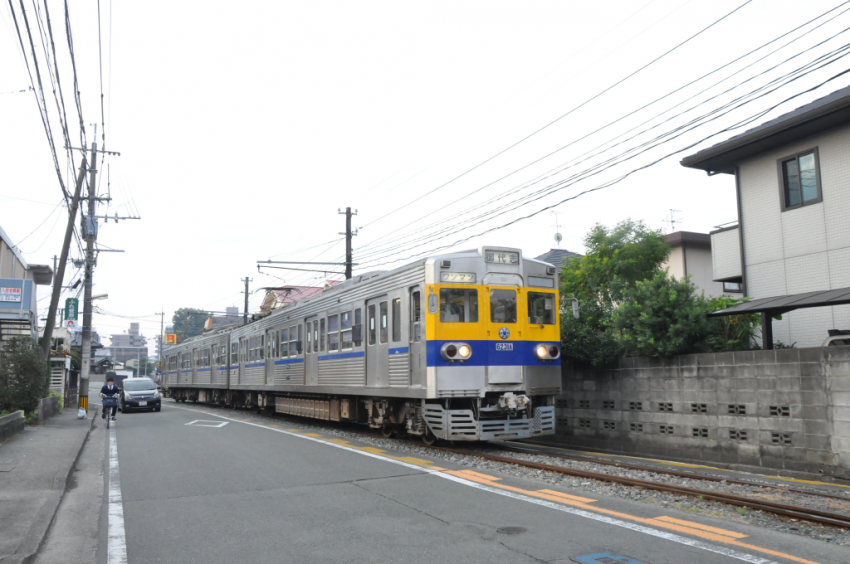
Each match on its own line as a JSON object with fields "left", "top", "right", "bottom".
{"left": 2, "top": 0, "right": 850, "bottom": 351}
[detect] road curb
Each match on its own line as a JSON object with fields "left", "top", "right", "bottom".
{"left": 0, "top": 407, "right": 99, "bottom": 564}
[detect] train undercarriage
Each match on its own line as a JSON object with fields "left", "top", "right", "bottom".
{"left": 167, "top": 388, "right": 556, "bottom": 444}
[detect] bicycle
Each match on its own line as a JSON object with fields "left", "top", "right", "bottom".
{"left": 102, "top": 396, "right": 118, "bottom": 429}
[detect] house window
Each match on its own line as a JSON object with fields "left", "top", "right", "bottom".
{"left": 723, "top": 281, "right": 743, "bottom": 293}
{"left": 779, "top": 148, "right": 821, "bottom": 210}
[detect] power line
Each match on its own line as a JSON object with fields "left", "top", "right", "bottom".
{"left": 359, "top": 65, "right": 850, "bottom": 269}
{"left": 353, "top": 2, "right": 850, "bottom": 261}
{"left": 357, "top": 0, "right": 754, "bottom": 233}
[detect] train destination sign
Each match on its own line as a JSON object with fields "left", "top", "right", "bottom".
{"left": 0, "top": 287, "right": 21, "bottom": 302}
{"left": 440, "top": 272, "right": 476, "bottom": 283}
{"left": 485, "top": 251, "right": 519, "bottom": 265}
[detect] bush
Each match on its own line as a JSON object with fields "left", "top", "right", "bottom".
{"left": 614, "top": 271, "right": 710, "bottom": 358}
{"left": 0, "top": 337, "right": 50, "bottom": 413}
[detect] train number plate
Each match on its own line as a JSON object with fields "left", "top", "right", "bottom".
{"left": 495, "top": 343, "right": 514, "bottom": 351}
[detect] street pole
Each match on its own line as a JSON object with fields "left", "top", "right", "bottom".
{"left": 42, "top": 158, "right": 87, "bottom": 358}
{"left": 158, "top": 310, "right": 164, "bottom": 380}
{"left": 338, "top": 207, "right": 357, "bottom": 280}
{"left": 241, "top": 277, "right": 252, "bottom": 324}
{"left": 78, "top": 141, "right": 98, "bottom": 414}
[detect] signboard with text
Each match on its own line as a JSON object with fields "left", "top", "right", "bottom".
{"left": 0, "top": 287, "right": 22, "bottom": 302}
{"left": 165, "top": 334, "right": 178, "bottom": 345}
{"left": 64, "top": 298, "right": 79, "bottom": 320}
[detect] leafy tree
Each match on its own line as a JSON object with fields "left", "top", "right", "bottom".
{"left": 614, "top": 271, "right": 710, "bottom": 358}
{"left": 172, "top": 308, "right": 209, "bottom": 342}
{"left": 0, "top": 337, "right": 50, "bottom": 413}
{"left": 560, "top": 220, "right": 670, "bottom": 366}
{"left": 705, "top": 295, "right": 759, "bottom": 352}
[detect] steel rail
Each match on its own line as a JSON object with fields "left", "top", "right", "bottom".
{"left": 495, "top": 441, "right": 850, "bottom": 502}
{"left": 428, "top": 443, "right": 850, "bottom": 529}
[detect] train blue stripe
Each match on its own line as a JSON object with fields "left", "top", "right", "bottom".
{"left": 273, "top": 358, "right": 305, "bottom": 365}
{"left": 244, "top": 362, "right": 265, "bottom": 368}
{"left": 388, "top": 346, "right": 409, "bottom": 355}
{"left": 426, "top": 340, "right": 560, "bottom": 367}
{"left": 318, "top": 351, "right": 365, "bottom": 361}
{"left": 197, "top": 368, "right": 210, "bottom": 372}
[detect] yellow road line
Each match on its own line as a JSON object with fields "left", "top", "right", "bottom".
{"left": 652, "top": 516, "right": 748, "bottom": 539}
{"left": 446, "top": 469, "right": 821, "bottom": 564}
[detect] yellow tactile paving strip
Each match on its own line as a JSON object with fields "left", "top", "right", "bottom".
{"left": 176, "top": 408, "right": 824, "bottom": 564}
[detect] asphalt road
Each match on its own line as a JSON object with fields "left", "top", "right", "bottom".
{"left": 38, "top": 395, "right": 850, "bottom": 564}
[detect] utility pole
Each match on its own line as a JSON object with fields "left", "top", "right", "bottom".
{"left": 338, "top": 207, "right": 357, "bottom": 280}
{"left": 158, "top": 310, "right": 164, "bottom": 379}
{"left": 78, "top": 140, "right": 98, "bottom": 414}
{"left": 42, "top": 158, "right": 87, "bottom": 358}
{"left": 241, "top": 278, "right": 252, "bottom": 324}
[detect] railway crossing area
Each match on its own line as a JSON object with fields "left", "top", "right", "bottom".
{"left": 27, "top": 396, "right": 846, "bottom": 564}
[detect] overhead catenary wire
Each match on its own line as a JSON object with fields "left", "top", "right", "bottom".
{"left": 352, "top": 20, "right": 850, "bottom": 265}
{"left": 359, "top": 66, "right": 850, "bottom": 269}
{"left": 352, "top": 2, "right": 850, "bottom": 261}
{"left": 357, "top": 0, "right": 754, "bottom": 233}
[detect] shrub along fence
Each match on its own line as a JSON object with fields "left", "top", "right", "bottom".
{"left": 548, "top": 346, "right": 850, "bottom": 481}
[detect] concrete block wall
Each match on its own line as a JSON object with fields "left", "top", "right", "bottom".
{"left": 548, "top": 346, "right": 850, "bottom": 481}
{"left": 35, "top": 396, "right": 59, "bottom": 424}
{"left": 0, "top": 411, "right": 24, "bottom": 442}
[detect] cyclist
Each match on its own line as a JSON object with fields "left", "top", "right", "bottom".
{"left": 100, "top": 376, "right": 121, "bottom": 421}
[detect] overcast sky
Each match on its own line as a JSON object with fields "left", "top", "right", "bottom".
{"left": 2, "top": 0, "right": 850, "bottom": 348}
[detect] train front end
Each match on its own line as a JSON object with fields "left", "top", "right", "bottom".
{"left": 423, "top": 247, "right": 561, "bottom": 441}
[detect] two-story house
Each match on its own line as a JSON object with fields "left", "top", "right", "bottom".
{"left": 681, "top": 85, "right": 850, "bottom": 348}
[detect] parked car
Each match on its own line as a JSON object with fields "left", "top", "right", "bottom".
{"left": 823, "top": 329, "right": 850, "bottom": 347}
{"left": 119, "top": 377, "right": 162, "bottom": 413}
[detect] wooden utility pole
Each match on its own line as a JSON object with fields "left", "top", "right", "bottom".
{"left": 339, "top": 207, "right": 357, "bottom": 280}
{"left": 42, "top": 158, "right": 87, "bottom": 358}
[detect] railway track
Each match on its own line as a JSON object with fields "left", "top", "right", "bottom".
{"left": 494, "top": 441, "right": 850, "bottom": 502}
{"left": 427, "top": 442, "right": 850, "bottom": 529}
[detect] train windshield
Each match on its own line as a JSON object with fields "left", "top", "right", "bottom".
{"left": 490, "top": 289, "right": 517, "bottom": 323}
{"left": 528, "top": 292, "right": 556, "bottom": 325}
{"left": 439, "top": 288, "right": 478, "bottom": 322}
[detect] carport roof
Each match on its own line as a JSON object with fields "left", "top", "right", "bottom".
{"left": 708, "top": 287, "right": 850, "bottom": 317}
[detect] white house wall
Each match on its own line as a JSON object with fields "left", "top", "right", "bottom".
{"left": 710, "top": 228, "right": 741, "bottom": 281}
{"left": 739, "top": 126, "right": 850, "bottom": 347}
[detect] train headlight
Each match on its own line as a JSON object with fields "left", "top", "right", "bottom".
{"left": 441, "top": 342, "right": 472, "bottom": 361}
{"left": 535, "top": 344, "right": 560, "bottom": 360}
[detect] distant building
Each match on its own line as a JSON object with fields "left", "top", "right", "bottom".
{"left": 211, "top": 306, "right": 241, "bottom": 327}
{"left": 662, "top": 231, "right": 728, "bottom": 298}
{"left": 533, "top": 249, "right": 582, "bottom": 275}
{"left": 109, "top": 322, "right": 148, "bottom": 363}
{"left": 0, "top": 223, "right": 52, "bottom": 344}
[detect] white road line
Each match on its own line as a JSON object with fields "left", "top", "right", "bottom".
{"left": 108, "top": 425, "right": 128, "bottom": 564}
{"left": 170, "top": 406, "right": 780, "bottom": 564}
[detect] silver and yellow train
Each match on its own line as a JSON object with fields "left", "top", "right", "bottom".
{"left": 163, "top": 246, "right": 561, "bottom": 443}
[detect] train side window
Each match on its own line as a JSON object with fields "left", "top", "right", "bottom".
{"left": 306, "top": 323, "right": 312, "bottom": 353}
{"left": 328, "top": 314, "right": 340, "bottom": 351}
{"left": 313, "top": 321, "right": 319, "bottom": 353}
{"left": 280, "top": 328, "right": 288, "bottom": 358}
{"left": 320, "top": 319, "right": 326, "bottom": 352}
{"left": 439, "top": 288, "right": 479, "bottom": 323}
{"left": 231, "top": 342, "right": 237, "bottom": 365}
{"left": 355, "top": 308, "right": 363, "bottom": 345}
{"left": 380, "top": 301, "right": 388, "bottom": 344}
{"left": 368, "top": 305, "right": 377, "bottom": 345}
{"left": 290, "top": 326, "right": 297, "bottom": 356}
{"left": 205, "top": 348, "right": 210, "bottom": 366}
{"left": 260, "top": 335, "right": 265, "bottom": 359}
{"left": 490, "top": 289, "right": 517, "bottom": 323}
{"left": 297, "top": 324, "right": 303, "bottom": 354}
{"left": 340, "top": 311, "right": 352, "bottom": 350}
{"left": 411, "top": 290, "right": 421, "bottom": 342}
{"left": 392, "top": 298, "right": 401, "bottom": 342}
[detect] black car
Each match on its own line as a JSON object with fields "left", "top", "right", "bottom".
{"left": 119, "top": 377, "right": 162, "bottom": 413}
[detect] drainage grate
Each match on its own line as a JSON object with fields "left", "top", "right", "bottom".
{"left": 496, "top": 527, "right": 527, "bottom": 535}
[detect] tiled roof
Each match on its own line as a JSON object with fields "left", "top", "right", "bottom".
{"left": 534, "top": 249, "right": 582, "bottom": 270}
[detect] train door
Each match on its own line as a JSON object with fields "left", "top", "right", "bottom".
{"left": 305, "top": 315, "right": 318, "bottom": 386}
{"left": 265, "top": 329, "right": 275, "bottom": 386}
{"left": 408, "top": 286, "right": 424, "bottom": 387}
{"left": 388, "top": 292, "right": 410, "bottom": 387}
{"left": 365, "top": 297, "right": 388, "bottom": 387}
